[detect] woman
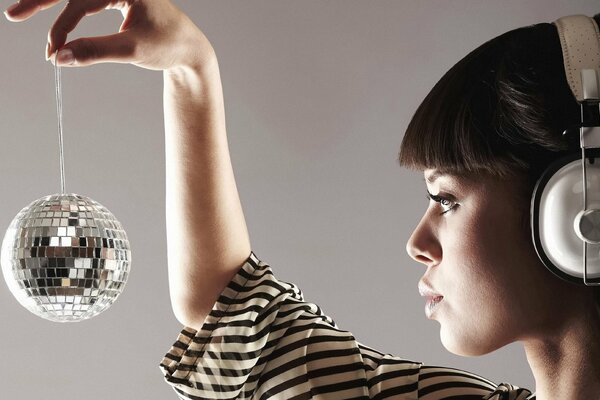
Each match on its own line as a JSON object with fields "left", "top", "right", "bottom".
{"left": 5, "top": 0, "right": 599, "bottom": 398}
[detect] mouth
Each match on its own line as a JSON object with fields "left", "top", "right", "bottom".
{"left": 418, "top": 281, "right": 444, "bottom": 319}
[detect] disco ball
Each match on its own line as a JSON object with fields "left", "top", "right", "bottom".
{"left": 1, "top": 193, "right": 131, "bottom": 322}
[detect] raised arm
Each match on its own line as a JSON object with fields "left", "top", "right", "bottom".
{"left": 163, "top": 55, "right": 251, "bottom": 329}
{"left": 5, "top": 0, "right": 251, "bottom": 329}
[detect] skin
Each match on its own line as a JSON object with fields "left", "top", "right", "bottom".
{"left": 408, "top": 169, "right": 600, "bottom": 399}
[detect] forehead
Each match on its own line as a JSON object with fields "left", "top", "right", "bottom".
{"left": 424, "top": 169, "right": 471, "bottom": 185}
{"left": 425, "top": 169, "right": 445, "bottom": 184}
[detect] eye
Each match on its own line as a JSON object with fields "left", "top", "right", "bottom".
{"left": 426, "top": 191, "right": 459, "bottom": 215}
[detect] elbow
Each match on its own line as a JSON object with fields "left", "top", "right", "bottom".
{"left": 171, "top": 298, "right": 210, "bottom": 331}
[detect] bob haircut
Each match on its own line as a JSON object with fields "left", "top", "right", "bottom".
{"left": 399, "top": 14, "right": 600, "bottom": 302}
{"left": 398, "top": 17, "right": 600, "bottom": 182}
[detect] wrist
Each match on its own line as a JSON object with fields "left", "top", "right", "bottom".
{"left": 164, "top": 51, "right": 221, "bottom": 95}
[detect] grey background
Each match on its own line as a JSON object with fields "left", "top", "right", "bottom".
{"left": 0, "top": 1, "right": 597, "bottom": 398}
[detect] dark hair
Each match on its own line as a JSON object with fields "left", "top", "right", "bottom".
{"left": 398, "top": 18, "right": 600, "bottom": 179}
{"left": 399, "top": 15, "right": 600, "bottom": 303}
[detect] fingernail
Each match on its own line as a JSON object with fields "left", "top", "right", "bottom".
{"left": 5, "top": 3, "right": 19, "bottom": 15}
{"left": 45, "top": 43, "right": 51, "bottom": 61}
{"left": 57, "top": 48, "right": 75, "bottom": 65}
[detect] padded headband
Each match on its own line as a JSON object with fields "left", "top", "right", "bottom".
{"left": 554, "top": 15, "right": 600, "bottom": 102}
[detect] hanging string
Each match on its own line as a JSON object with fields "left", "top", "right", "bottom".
{"left": 54, "top": 52, "right": 66, "bottom": 195}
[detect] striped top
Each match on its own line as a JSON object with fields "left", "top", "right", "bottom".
{"left": 160, "top": 252, "right": 535, "bottom": 399}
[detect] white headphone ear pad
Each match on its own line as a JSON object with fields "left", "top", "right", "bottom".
{"left": 532, "top": 156, "right": 600, "bottom": 283}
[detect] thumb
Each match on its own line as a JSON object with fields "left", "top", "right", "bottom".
{"left": 52, "top": 32, "right": 137, "bottom": 67}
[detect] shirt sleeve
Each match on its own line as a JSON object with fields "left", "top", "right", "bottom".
{"left": 159, "top": 252, "right": 532, "bottom": 400}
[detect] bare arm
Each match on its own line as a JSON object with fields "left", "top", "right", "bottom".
{"left": 164, "top": 62, "right": 251, "bottom": 329}
{"left": 5, "top": 0, "right": 252, "bottom": 329}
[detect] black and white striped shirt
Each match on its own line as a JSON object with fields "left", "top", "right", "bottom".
{"left": 160, "top": 252, "right": 535, "bottom": 399}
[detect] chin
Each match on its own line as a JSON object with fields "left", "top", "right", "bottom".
{"left": 439, "top": 324, "right": 501, "bottom": 357}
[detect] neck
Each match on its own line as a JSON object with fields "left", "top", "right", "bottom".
{"left": 523, "top": 302, "right": 600, "bottom": 400}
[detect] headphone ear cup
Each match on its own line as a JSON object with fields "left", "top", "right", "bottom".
{"left": 532, "top": 154, "right": 600, "bottom": 284}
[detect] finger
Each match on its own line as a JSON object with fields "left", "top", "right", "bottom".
{"left": 4, "top": 0, "right": 63, "bottom": 22}
{"left": 46, "top": 0, "right": 112, "bottom": 57}
{"left": 53, "top": 31, "right": 137, "bottom": 67}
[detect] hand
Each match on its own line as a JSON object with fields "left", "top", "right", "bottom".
{"left": 4, "top": 0, "right": 216, "bottom": 71}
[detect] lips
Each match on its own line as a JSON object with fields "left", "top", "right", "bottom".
{"left": 425, "top": 295, "right": 443, "bottom": 318}
{"left": 418, "top": 281, "right": 444, "bottom": 319}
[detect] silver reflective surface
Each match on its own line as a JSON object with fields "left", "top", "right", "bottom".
{"left": 1, "top": 194, "right": 131, "bottom": 322}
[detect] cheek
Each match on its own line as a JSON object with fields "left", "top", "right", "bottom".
{"left": 444, "top": 237, "right": 510, "bottom": 319}
{"left": 459, "top": 200, "right": 531, "bottom": 284}
{"left": 462, "top": 206, "right": 537, "bottom": 307}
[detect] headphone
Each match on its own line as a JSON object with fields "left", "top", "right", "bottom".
{"left": 531, "top": 15, "right": 600, "bottom": 286}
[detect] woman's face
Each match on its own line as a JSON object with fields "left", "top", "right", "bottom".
{"left": 406, "top": 169, "right": 580, "bottom": 356}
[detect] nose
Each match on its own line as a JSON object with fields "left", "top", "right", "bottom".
{"left": 406, "top": 213, "right": 442, "bottom": 267}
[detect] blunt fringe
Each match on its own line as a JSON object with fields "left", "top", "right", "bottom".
{"left": 397, "top": 20, "right": 600, "bottom": 181}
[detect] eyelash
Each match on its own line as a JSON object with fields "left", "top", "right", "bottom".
{"left": 426, "top": 192, "right": 459, "bottom": 215}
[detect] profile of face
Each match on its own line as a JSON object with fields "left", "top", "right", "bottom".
{"left": 406, "top": 169, "right": 585, "bottom": 357}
